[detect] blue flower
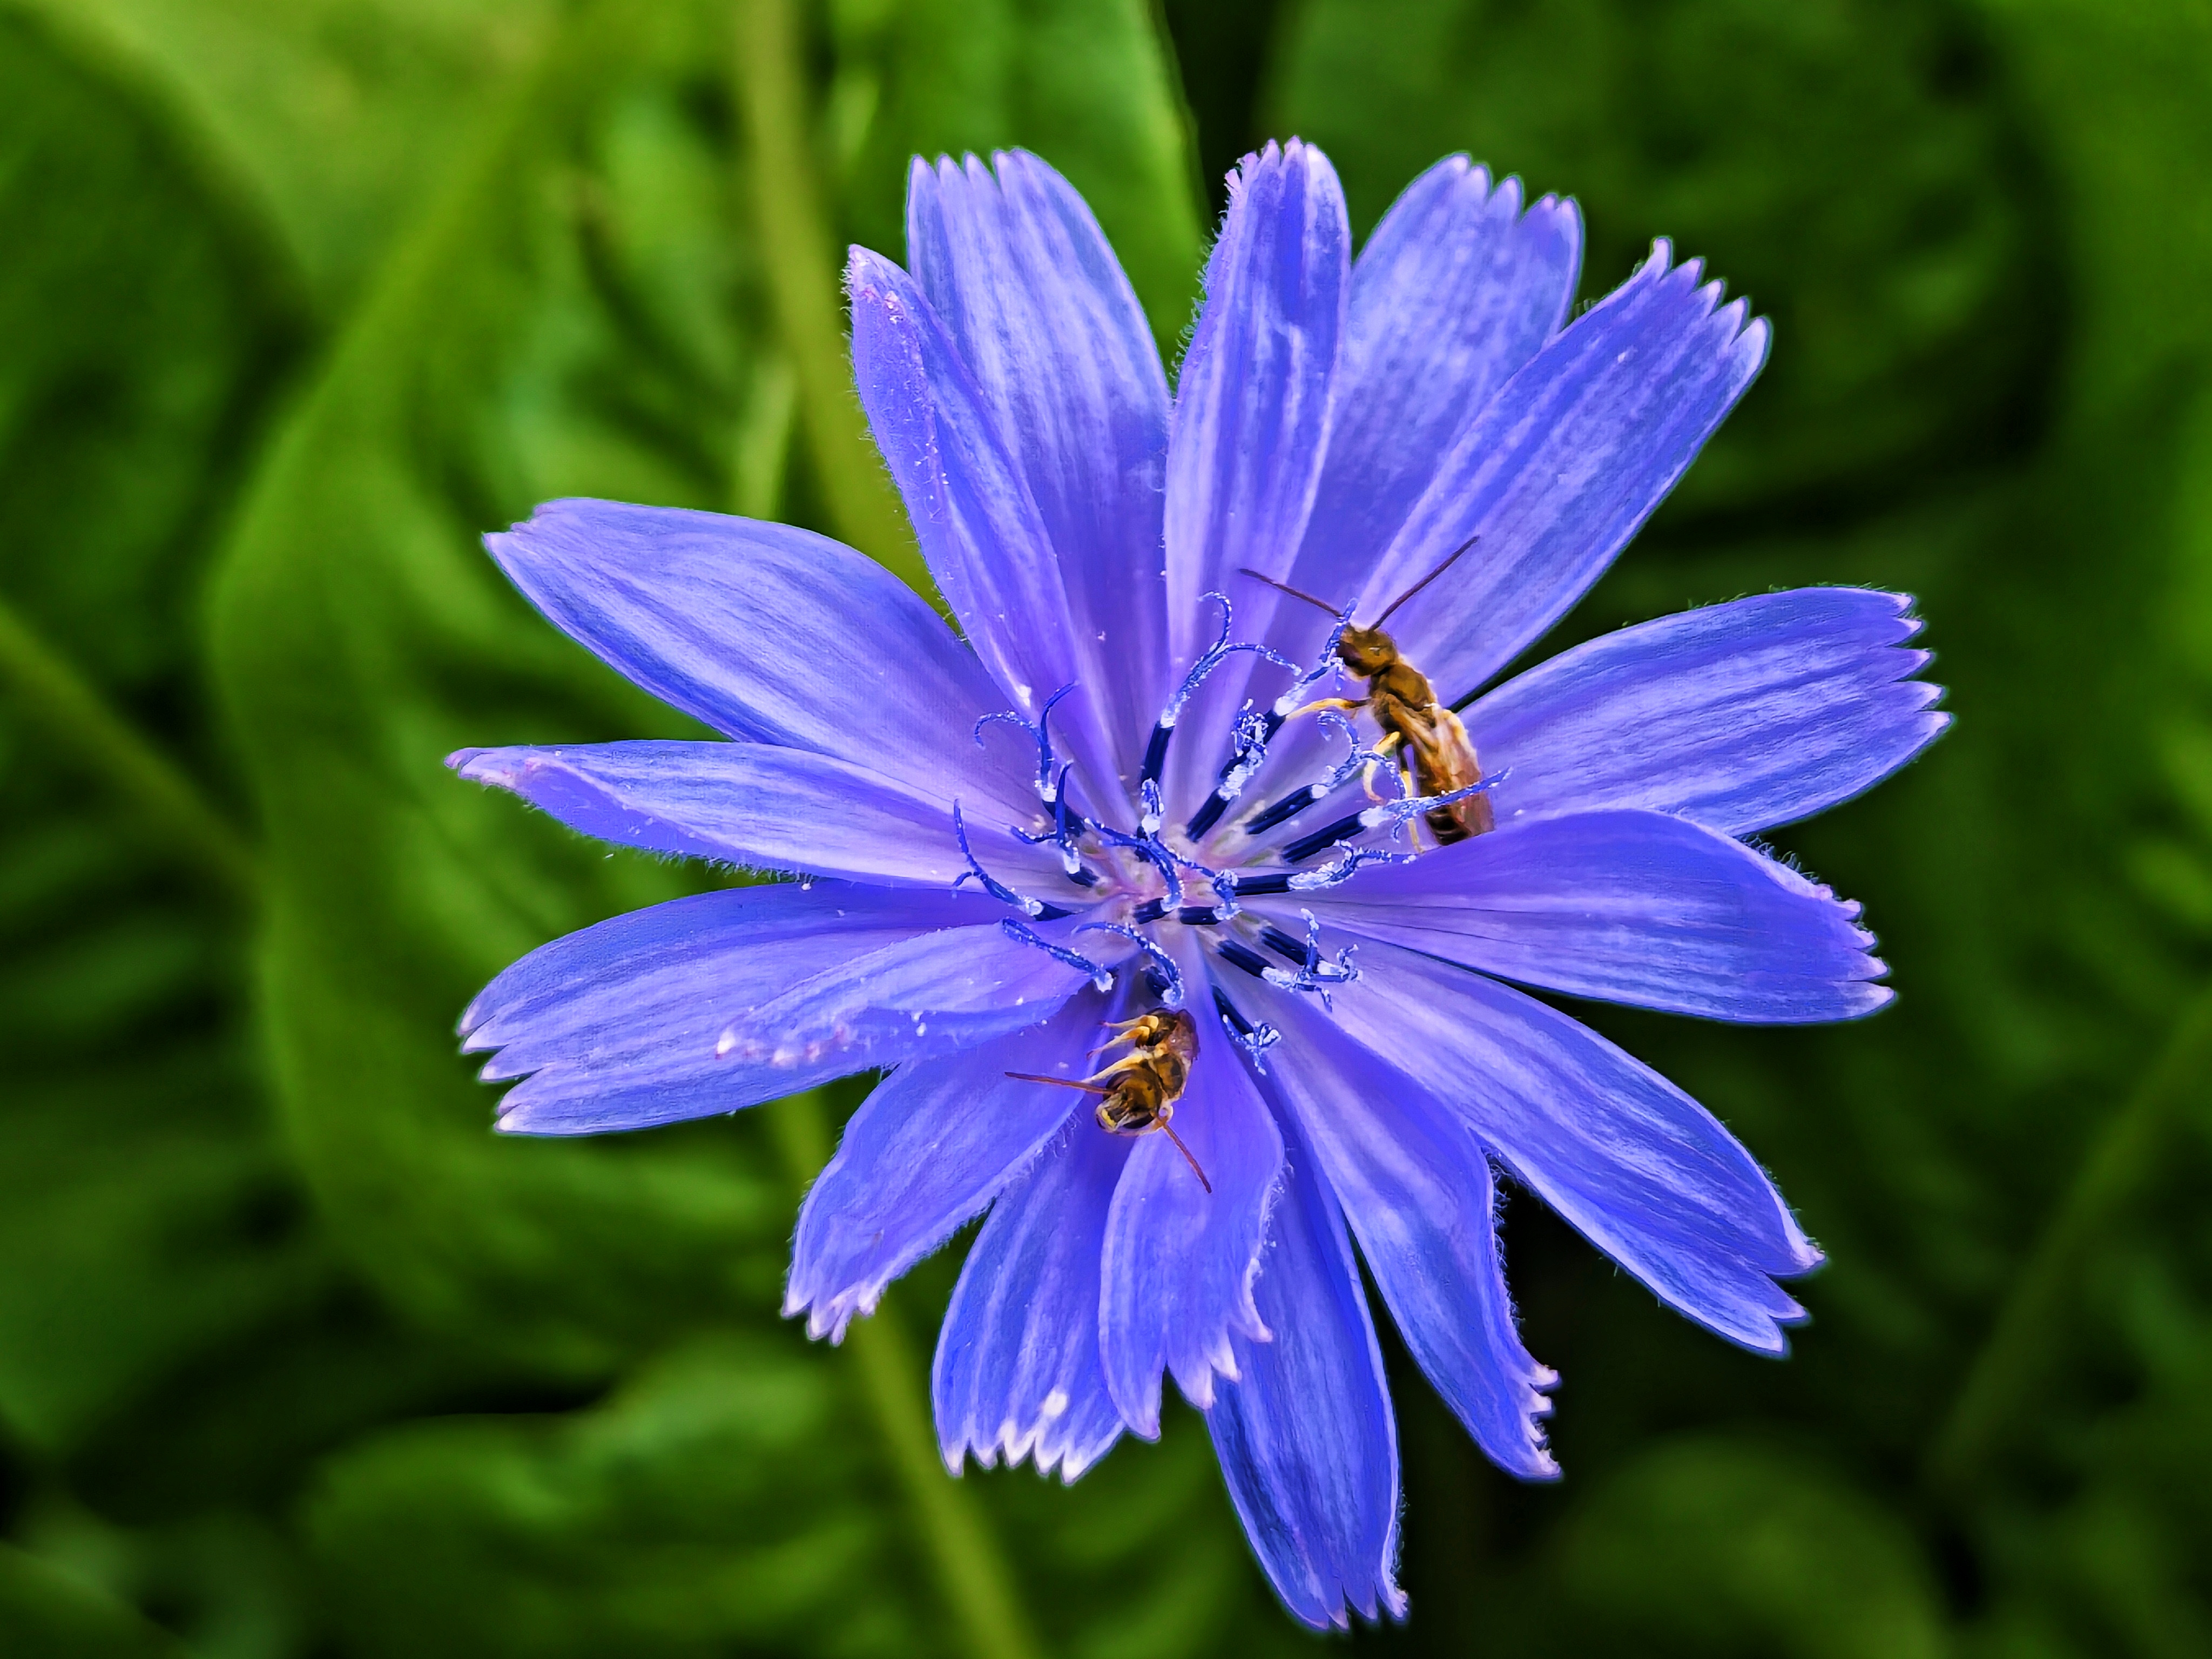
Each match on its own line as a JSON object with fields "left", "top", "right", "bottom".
{"left": 450, "top": 143, "right": 1947, "bottom": 1628}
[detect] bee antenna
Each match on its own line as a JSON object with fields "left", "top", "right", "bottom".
{"left": 1159, "top": 1121, "right": 1213, "bottom": 1193}
{"left": 1004, "top": 1071, "right": 1112, "bottom": 1095}
{"left": 1375, "top": 534, "right": 1480, "bottom": 626}
{"left": 1237, "top": 567, "right": 1341, "bottom": 617}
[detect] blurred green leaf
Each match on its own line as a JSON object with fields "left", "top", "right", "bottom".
{"left": 208, "top": 0, "right": 794, "bottom": 1374}
{"left": 1269, "top": 0, "right": 2052, "bottom": 516}
{"left": 832, "top": 0, "right": 1206, "bottom": 350}
{"left": 1547, "top": 1437, "right": 1948, "bottom": 1659}
{"left": 306, "top": 1335, "right": 927, "bottom": 1658}
{"left": 31, "top": 0, "right": 560, "bottom": 311}
{"left": 0, "top": 1, "right": 315, "bottom": 1459}
{"left": 0, "top": 1542, "right": 186, "bottom": 1659}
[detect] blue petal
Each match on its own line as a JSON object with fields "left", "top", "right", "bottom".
{"left": 1206, "top": 1103, "right": 1404, "bottom": 1630}
{"left": 1240, "top": 980, "right": 1557, "bottom": 1478}
{"left": 1100, "top": 974, "right": 1284, "bottom": 1434}
{"left": 1161, "top": 139, "right": 1348, "bottom": 812}
{"left": 1300, "top": 808, "right": 1891, "bottom": 1023}
{"left": 1345, "top": 241, "right": 1770, "bottom": 702}
{"left": 447, "top": 740, "right": 1067, "bottom": 891}
{"left": 485, "top": 500, "right": 1033, "bottom": 817}
{"left": 1323, "top": 942, "right": 1821, "bottom": 1352}
{"left": 465, "top": 887, "right": 1091, "bottom": 1135}
{"left": 847, "top": 249, "right": 1122, "bottom": 800}
{"left": 729, "top": 919, "right": 1111, "bottom": 1077}
{"left": 787, "top": 995, "right": 1105, "bottom": 1341}
{"left": 1286, "top": 157, "right": 1580, "bottom": 630}
{"left": 907, "top": 150, "right": 1173, "bottom": 777}
{"left": 934, "top": 1112, "right": 1131, "bottom": 1481}
{"left": 1467, "top": 588, "right": 1951, "bottom": 835}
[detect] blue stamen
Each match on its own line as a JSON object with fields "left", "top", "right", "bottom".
{"left": 1217, "top": 912, "right": 1358, "bottom": 1009}
{"left": 1233, "top": 709, "right": 1392, "bottom": 838}
{"left": 1213, "top": 987, "right": 1282, "bottom": 1075}
{"left": 1258, "top": 909, "right": 1359, "bottom": 1009}
{"left": 1214, "top": 939, "right": 1274, "bottom": 981}
{"left": 1185, "top": 705, "right": 1276, "bottom": 840}
{"left": 953, "top": 802, "right": 1073, "bottom": 919}
{"left": 1241, "top": 781, "right": 1331, "bottom": 836}
{"left": 1013, "top": 765, "right": 1103, "bottom": 886}
{"left": 1076, "top": 923, "right": 1184, "bottom": 1008}
{"left": 1139, "top": 725, "right": 1173, "bottom": 790}
{"left": 1002, "top": 919, "right": 1113, "bottom": 993}
{"left": 1268, "top": 607, "right": 1354, "bottom": 718}
{"left": 1130, "top": 897, "right": 1168, "bottom": 925}
{"left": 1094, "top": 825, "right": 1185, "bottom": 909}
{"left": 1145, "top": 592, "right": 1298, "bottom": 809}
{"left": 1222, "top": 871, "right": 1295, "bottom": 897}
{"left": 1280, "top": 773, "right": 1509, "bottom": 862}
{"left": 1139, "top": 777, "right": 1164, "bottom": 835}
{"left": 1279, "top": 809, "right": 1373, "bottom": 864}
{"left": 975, "top": 683, "right": 1077, "bottom": 805}
{"left": 1285, "top": 844, "right": 1417, "bottom": 892}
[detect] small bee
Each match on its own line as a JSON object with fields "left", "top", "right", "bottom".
{"left": 1242, "top": 535, "right": 1494, "bottom": 845}
{"left": 1007, "top": 1009, "right": 1210, "bottom": 1192}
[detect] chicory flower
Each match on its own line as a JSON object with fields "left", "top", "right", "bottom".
{"left": 450, "top": 141, "right": 1946, "bottom": 1628}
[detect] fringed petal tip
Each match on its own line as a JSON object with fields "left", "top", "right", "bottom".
{"left": 1628, "top": 237, "right": 1771, "bottom": 361}
{"left": 1296, "top": 1564, "right": 1410, "bottom": 1634}
{"left": 937, "top": 1408, "right": 1122, "bottom": 1486}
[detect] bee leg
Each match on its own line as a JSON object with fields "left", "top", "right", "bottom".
{"left": 1361, "top": 732, "right": 1403, "bottom": 802}
{"left": 1399, "top": 746, "right": 1428, "bottom": 848}
{"left": 1283, "top": 695, "right": 1366, "bottom": 723}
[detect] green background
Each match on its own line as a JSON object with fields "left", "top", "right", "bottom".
{"left": 3, "top": 0, "right": 2210, "bottom": 1653}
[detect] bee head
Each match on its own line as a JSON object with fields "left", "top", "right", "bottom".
{"left": 1336, "top": 625, "right": 1399, "bottom": 676}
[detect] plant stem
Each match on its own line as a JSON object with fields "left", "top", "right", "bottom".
{"left": 732, "top": 10, "right": 1033, "bottom": 1648}
{"left": 768, "top": 1093, "right": 1044, "bottom": 1659}
{"left": 0, "top": 592, "right": 258, "bottom": 904}
{"left": 1928, "top": 978, "right": 2212, "bottom": 1493}
{"left": 732, "top": 0, "right": 923, "bottom": 591}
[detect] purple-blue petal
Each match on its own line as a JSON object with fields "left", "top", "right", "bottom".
{"left": 1468, "top": 587, "right": 1951, "bottom": 835}
{"left": 447, "top": 740, "right": 1065, "bottom": 891}
{"left": 1285, "top": 157, "right": 1580, "bottom": 627}
{"left": 787, "top": 995, "right": 1104, "bottom": 1341}
{"left": 1324, "top": 942, "right": 1821, "bottom": 1352}
{"left": 1348, "top": 241, "right": 1770, "bottom": 702}
{"left": 727, "top": 919, "right": 1107, "bottom": 1080}
{"left": 1206, "top": 1103, "right": 1404, "bottom": 1630}
{"left": 1099, "top": 989, "right": 1284, "bottom": 1435}
{"left": 847, "top": 249, "right": 1122, "bottom": 800}
{"left": 484, "top": 500, "right": 1032, "bottom": 816}
{"left": 1243, "top": 980, "right": 1557, "bottom": 1478}
{"left": 906, "top": 150, "right": 1174, "bottom": 780}
{"left": 1301, "top": 808, "right": 1891, "bottom": 1023}
{"left": 1162, "top": 139, "right": 1348, "bottom": 810}
{"left": 462, "top": 885, "right": 1007, "bottom": 1135}
{"left": 934, "top": 1114, "right": 1131, "bottom": 1481}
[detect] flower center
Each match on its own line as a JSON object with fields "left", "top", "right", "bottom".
{"left": 954, "top": 591, "right": 1501, "bottom": 1062}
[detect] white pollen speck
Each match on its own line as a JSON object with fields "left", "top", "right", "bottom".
{"left": 715, "top": 1031, "right": 737, "bottom": 1057}
{"left": 1040, "top": 1388, "right": 1069, "bottom": 1420}
{"left": 916, "top": 1021, "right": 928, "bottom": 1036}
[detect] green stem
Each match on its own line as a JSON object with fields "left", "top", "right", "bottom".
{"left": 732, "top": 10, "right": 1034, "bottom": 1648}
{"left": 1928, "top": 977, "right": 2212, "bottom": 1493}
{"left": 768, "top": 1094, "right": 1044, "bottom": 1659}
{"left": 732, "top": 0, "right": 924, "bottom": 590}
{"left": 0, "top": 592, "right": 258, "bottom": 903}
